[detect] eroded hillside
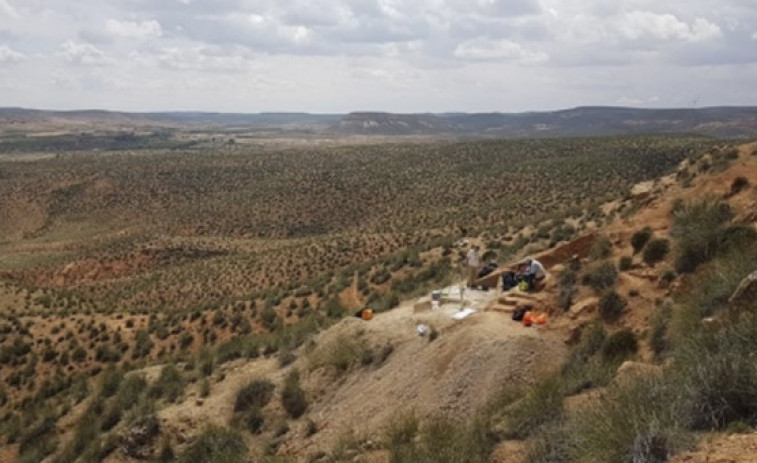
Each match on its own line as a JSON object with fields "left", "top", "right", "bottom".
{"left": 1, "top": 138, "right": 755, "bottom": 463}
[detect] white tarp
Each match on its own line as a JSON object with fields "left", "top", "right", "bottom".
{"left": 451, "top": 307, "right": 477, "bottom": 320}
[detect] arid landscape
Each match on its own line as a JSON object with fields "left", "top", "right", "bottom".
{"left": 1, "top": 109, "right": 756, "bottom": 463}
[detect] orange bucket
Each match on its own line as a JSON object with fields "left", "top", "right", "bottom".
{"left": 361, "top": 308, "right": 374, "bottom": 321}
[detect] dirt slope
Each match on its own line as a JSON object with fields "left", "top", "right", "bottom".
{"left": 128, "top": 290, "right": 565, "bottom": 461}
{"left": 289, "top": 304, "right": 565, "bottom": 456}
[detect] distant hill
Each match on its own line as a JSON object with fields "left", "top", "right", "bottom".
{"left": 337, "top": 107, "right": 757, "bottom": 138}
{"left": 2, "top": 106, "right": 757, "bottom": 138}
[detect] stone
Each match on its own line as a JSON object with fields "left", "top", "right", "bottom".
{"left": 629, "top": 180, "right": 655, "bottom": 201}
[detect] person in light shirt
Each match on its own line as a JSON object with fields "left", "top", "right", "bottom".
{"left": 466, "top": 245, "right": 481, "bottom": 288}
{"left": 521, "top": 257, "right": 546, "bottom": 290}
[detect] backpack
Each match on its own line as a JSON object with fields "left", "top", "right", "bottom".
{"left": 502, "top": 271, "right": 517, "bottom": 290}
{"left": 512, "top": 306, "right": 527, "bottom": 321}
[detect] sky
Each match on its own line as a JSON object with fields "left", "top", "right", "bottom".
{"left": 0, "top": 0, "right": 756, "bottom": 113}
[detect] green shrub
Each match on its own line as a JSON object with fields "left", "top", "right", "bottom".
{"left": 673, "top": 316, "right": 757, "bottom": 430}
{"left": 675, "top": 252, "right": 757, "bottom": 320}
{"left": 309, "top": 334, "right": 374, "bottom": 373}
{"left": 599, "top": 291, "right": 626, "bottom": 323}
{"left": 502, "top": 376, "right": 565, "bottom": 440}
{"left": 216, "top": 336, "right": 259, "bottom": 364}
{"left": 671, "top": 197, "right": 733, "bottom": 273}
{"left": 601, "top": 330, "right": 638, "bottom": 362}
{"left": 100, "top": 365, "right": 123, "bottom": 398}
{"left": 260, "top": 305, "right": 279, "bottom": 329}
{"left": 179, "top": 427, "right": 247, "bottom": 463}
{"left": 235, "top": 379, "right": 274, "bottom": 413}
{"left": 19, "top": 416, "right": 58, "bottom": 463}
{"left": 582, "top": 261, "right": 618, "bottom": 293}
{"left": 232, "top": 379, "right": 274, "bottom": 434}
{"left": 661, "top": 269, "right": 677, "bottom": 284}
{"left": 618, "top": 256, "right": 633, "bottom": 271}
{"left": 523, "top": 422, "right": 574, "bottom": 463}
{"left": 199, "top": 349, "right": 214, "bottom": 377}
{"left": 367, "top": 290, "right": 400, "bottom": 313}
{"left": 631, "top": 226, "right": 653, "bottom": 254}
{"left": 730, "top": 176, "right": 750, "bottom": 195}
{"left": 719, "top": 224, "right": 757, "bottom": 254}
{"left": 199, "top": 379, "right": 211, "bottom": 398}
{"left": 589, "top": 236, "right": 613, "bottom": 261}
{"left": 642, "top": 238, "right": 670, "bottom": 265}
{"left": 133, "top": 329, "right": 154, "bottom": 359}
{"left": 281, "top": 370, "right": 308, "bottom": 419}
{"left": 568, "top": 377, "right": 689, "bottom": 462}
{"left": 324, "top": 297, "right": 345, "bottom": 319}
{"left": 557, "top": 267, "right": 578, "bottom": 312}
{"left": 149, "top": 364, "right": 185, "bottom": 403}
{"left": 649, "top": 305, "right": 672, "bottom": 358}
{"left": 72, "top": 346, "right": 87, "bottom": 363}
{"left": 387, "top": 414, "right": 493, "bottom": 463}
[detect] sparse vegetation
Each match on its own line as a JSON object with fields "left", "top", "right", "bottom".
{"left": 582, "top": 261, "right": 618, "bottom": 293}
{"left": 234, "top": 379, "right": 275, "bottom": 434}
{"left": 631, "top": 226, "right": 653, "bottom": 254}
{"left": 730, "top": 176, "right": 750, "bottom": 195}
{"left": 0, "top": 127, "right": 738, "bottom": 462}
{"left": 589, "top": 235, "right": 613, "bottom": 261}
{"left": 601, "top": 329, "right": 638, "bottom": 362}
{"left": 281, "top": 369, "right": 308, "bottom": 419}
{"left": 179, "top": 426, "right": 247, "bottom": 463}
{"left": 598, "top": 291, "right": 627, "bottom": 323}
{"left": 671, "top": 197, "right": 733, "bottom": 273}
{"left": 642, "top": 237, "right": 670, "bottom": 265}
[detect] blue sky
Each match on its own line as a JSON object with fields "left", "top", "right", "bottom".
{"left": 1, "top": 0, "right": 755, "bottom": 113}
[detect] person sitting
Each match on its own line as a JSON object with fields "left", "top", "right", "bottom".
{"left": 520, "top": 257, "right": 546, "bottom": 290}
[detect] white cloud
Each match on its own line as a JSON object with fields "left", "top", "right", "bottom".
{"left": 60, "top": 40, "right": 112, "bottom": 66}
{"left": 0, "top": 0, "right": 755, "bottom": 112}
{"left": 154, "top": 46, "right": 252, "bottom": 72}
{"left": 0, "top": 44, "right": 25, "bottom": 63}
{"left": 105, "top": 19, "right": 163, "bottom": 40}
{"left": 619, "top": 12, "right": 721, "bottom": 42}
{"left": 454, "top": 38, "right": 548, "bottom": 63}
{"left": 0, "top": 0, "right": 19, "bottom": 19}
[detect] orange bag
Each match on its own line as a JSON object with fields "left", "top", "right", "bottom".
{"left": 523, "top": 311, "right": 533, "bottom": 327}
{"left": 534, "top": 314, "right": 548, "bottom": 325}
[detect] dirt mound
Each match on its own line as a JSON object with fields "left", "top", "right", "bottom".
{"left": 144, "top": 295, "right": 565, "bottom": 460}
{"left": 283, "top": 301, "right": 565, "bottom": 456}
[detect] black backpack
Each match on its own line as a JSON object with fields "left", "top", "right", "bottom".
{"left": 502, "top": 271, "right": 517, "bottom": 290}
{"left": 512, "top": 306, "right": 527, "bottom": 321}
